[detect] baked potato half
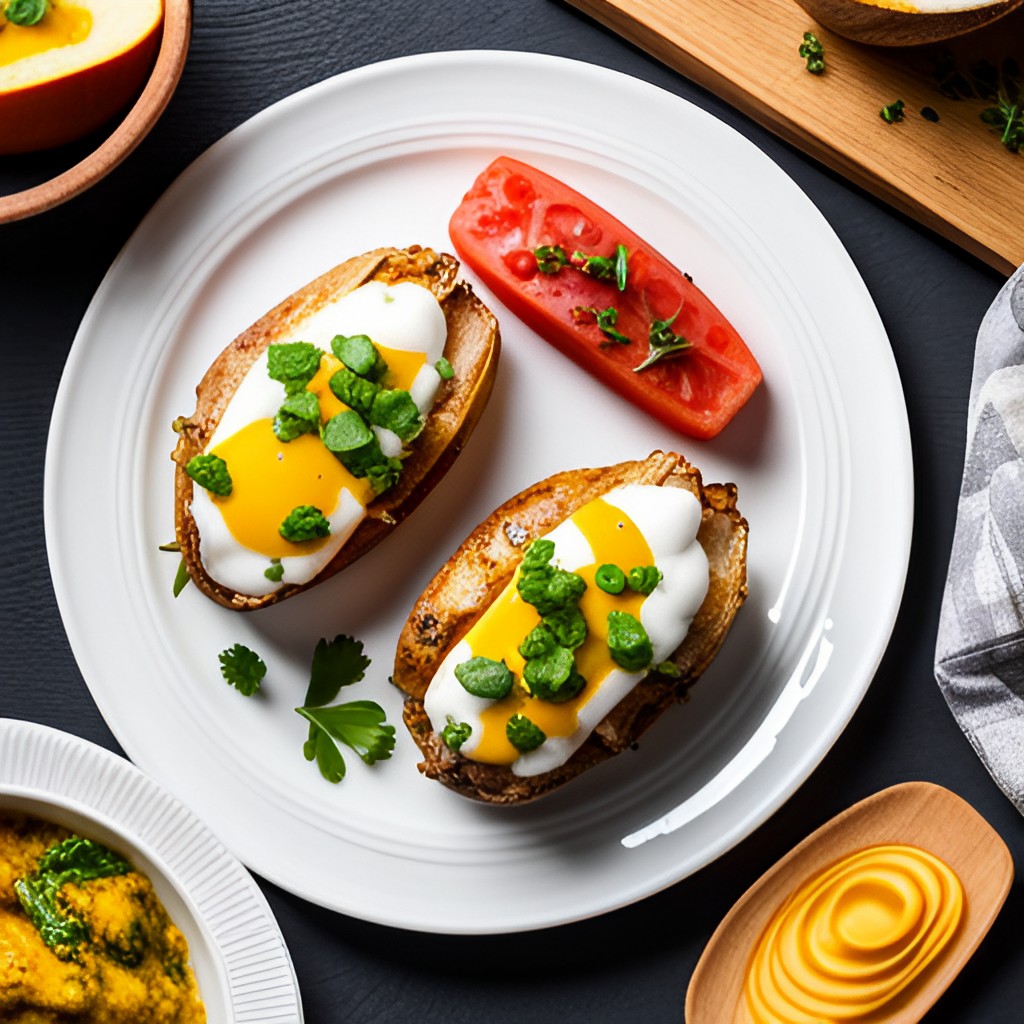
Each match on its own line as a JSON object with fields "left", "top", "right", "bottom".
{"left": 393, "top": 450, "right": 748, "bottom": 804}
{"left": 172, "top": 246, "right": 500, "bottom": 610}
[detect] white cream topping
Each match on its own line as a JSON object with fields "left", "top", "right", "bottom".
{"left": 423, "top": 484, "right": 710, "bottom": 777}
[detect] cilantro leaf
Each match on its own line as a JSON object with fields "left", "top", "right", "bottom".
{"left": 218, "top": 643, "right": 267, "bottom": 696}
{"left": 303, "top": 725, "right": 347, "bottom": 783}
{"left": 296, "top": 701, "right": 396, "bottom": 768}
{"left": 304, "top": 634, "right": 371, "bottom": 707}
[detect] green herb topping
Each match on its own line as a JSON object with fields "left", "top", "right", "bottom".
{"left": 273, "top": 389, "right": 321, "bottom": 442}
{"left": 435, "top": 356, "right": 455, "bottom": 380}
{"left": 506, "top": 713, "right": 546, "bottom": 753}
{"left": 517, "top": 538, "right": 587, "bottom": 616}
{"left": 534, "top": 244, "right": 570, "bottom": 273}
{"left": 219, "top": 643, "right": 267, "bottom": 695}
{"left": 279, "top": 504, "right": 331, "bottom": 543}
{"left": 3, "top": 0, "right": 48, "bottom": 26}
{"left": 653, "top": 660, "right": 682, "bottom": 678}
{"left": 15, "top": 836, "right": 131, "bottom": 961}
{"left": 185, "top": 453, "right": 232, "bottom": 497}
{"left": 267, "top": 341, "right": 322, "bottom": 393}
{"left": 172, "top": 557, "right": 191, "bottom": 598}
{"left": 296, "top": 635, "right": 395, "bottom": 784}
{"left": 331, "top": 334, "right": 388, "bottom": 381}
{"left": 572, "top": 244, "right": 630, "bottom": 291}
{"left": 799, "top": 32, "right": 825, "bottom": 75}
{"left": 441, "top": 717, "right": 472, "bottom": 753}
{"left": 454, "top": 656, "right": 515, "bottom": 699}
{"left": 595, "top": 563, "right": 626, "bottom": 594}
{"left": 880, "top": 99, "right": 906, "bottom": 124}
{"left": 523, "top": 647, "right": 585, "bottom": 703}
{"left": 635, "top": 311, "right": 692, "bottom": 372}
{"left": 322, "top": 409, "right": 386, "bottom": 476}
{"left": 627, "top": 564, "right": 663, "bottom": 595}
{"left": 264, "top": 559, "right": 284, "bottom": 582}
{"left": 606, "top": 610, "right": 654, "bottom": 671}
{"left": 574, "top": 305, "right": 631, "bottom": 346}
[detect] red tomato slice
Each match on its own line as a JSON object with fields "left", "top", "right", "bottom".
{"left": 448, "top": 156, "right": 762, "bottom": 440}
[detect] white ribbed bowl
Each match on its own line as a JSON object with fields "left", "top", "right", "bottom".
{"left": 0, "top": 718, "right": 302, "bottom": 1022}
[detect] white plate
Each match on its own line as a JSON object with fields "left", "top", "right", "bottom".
{"left": 44, "top": 51, "right": 912, "bottom": 933}
{"left": 0, "top": 718, "right": 302, "bottom": 1020}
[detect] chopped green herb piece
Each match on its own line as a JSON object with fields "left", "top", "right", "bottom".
{"left": 297, "top": 701, "right": 396, "bottom": 768}
{"left": 369, "top": 387, "right": 422, "bottom": 442}
{"left": 880, "top": 99, "right": 906, "bottom": 124}
{"left": 4, "top": 0, "right": 47, "bottom": 25}
{"left": 435, "top": 356, "right": 455, "bottom": 380}
{"left": 185, "top": 453, "right": 232, "bottom": 497}
{"left": 322, "top": 409, "right": 384, "bottom": 476}
{"left": 543, "top": 606, "right": 587, "bottom": 650}
{"left": 627, "top": 564, "right": 663, "bottom": 595}
{"left": 15, "top": 835, "right": 131, "bottom": 961}
{"left": 535, "top": 244, "right": 569, "bottom": 273}
{"left": 158, "top": 540, "right": 180, "bottom": 552}
{"left": 264, "top": 560, "right": 284, "bottom": 582}
{"left": 522, "top": 538, "right": 555, "bottom": 571}
{"left": 798, "top": 32, "right": 825, "bottom": 75}
{"left": 366, "top": 457, "right": 403, "bottom": 495}
{"left": 519, "top": 622, "right": 557, "bottom": 660}
{"left": 304, "top": 634, "right": 371, "bottom": 707}
{"left": 273, "top": 389, "right": 320, "bottom": 442}
{"left": 606, "top": 610, "right": 653, "bottom": 671}
{"left": 517, "top": 559, "right": 587, "bottom": 617}
{"left": 574, "top": 305, "right": 631, "bottom": 346}
{"left": 635, "top": 310, "right": 692, "bottom": 372}
{"left": 442, "top": 717, "right": 473, "bottom": 753}
{"left": 267, "top": 341, "right": 322, "bottom": 394}
{"left": 329, "top": 364, "right": 379, "bottom": 416}
{"left": 218, "top": 643, "right": 267, "bottom": 695}
{"left": 279, "top": 504, "right": 330, "bottom": 543}
{"left": 571, "top": 244, "right": 629, "bottom": 291}
{"left": 522, "top": 646, "right": 583, "bottom": 704}
{"left": 653, "top": 660, "right": 682, "bottom": 678}
{"left": 595, "top": 563, "right": 626, "bottom": 594}
{"left": 172, "top": 557, "right": 191, "bottom": 598}
{"left": 331, "top": 334, "right": 388, "bottom": 381}
{"left": 506, "top": 713, "right": 546, "bottom": 753}
{"left": 454, "top": 656, "right": 515, "bottom": 699}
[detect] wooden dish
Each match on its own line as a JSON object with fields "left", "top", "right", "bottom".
{"left": 686, "top": 782, "right": 1013, "bottom": 1024}
{"left": 0, "top": 0, "right": 191, "bottom": 224}
{"left": 792, "top": 0, "right": 1024, "bottom": 46}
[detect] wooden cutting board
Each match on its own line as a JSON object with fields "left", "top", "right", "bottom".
{"left": 564, "top": 0, "right": 1024, "bottom": 275}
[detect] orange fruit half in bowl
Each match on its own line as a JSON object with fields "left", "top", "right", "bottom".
{"left": 0, "top": 0, "right": 163, "bottom": 154}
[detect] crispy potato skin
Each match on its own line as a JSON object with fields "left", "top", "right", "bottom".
{"left": 172, "top": 246, "right": 500, "bottom": 610}
{"left": 392, "top": 451, "right": 749, "bottom": 805}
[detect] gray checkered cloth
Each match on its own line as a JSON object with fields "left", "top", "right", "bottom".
{"left": 935, "top": 265, "right": 1024, "bottom": 815}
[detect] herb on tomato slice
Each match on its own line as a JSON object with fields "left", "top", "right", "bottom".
{"left": 574, "top": 305, "right": 630, "bottom": 346}
{"left": 635, "top": 311, "right": 693, "bottom": 372}
{"left": 571, "top": 244, "right": 629, "bottom": 291}
{"left": 449, "top": 156, "right": 762, "bottom": 439}
{"left": 535, "top": 245, "right": 569, "bottom": 273}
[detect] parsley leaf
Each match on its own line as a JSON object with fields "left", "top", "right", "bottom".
{"left": 218, "top": 643, "right": 267, "bottom": 696}
{"left": 297, "top": 702, "right": 396, "bottom": 766}
{"left": 304, "top": 634, "right": 371, "bottom": 707}
{"left": 634, "top": 310, "right": 692, "bottom": 372}
{"left": 303, "top": 725, "right": 347, "bottom": 783}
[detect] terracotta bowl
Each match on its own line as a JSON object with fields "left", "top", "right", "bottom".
{"left": 792, "top": 0, "right": 1024, "bottom": 45}
{"left": 0, "top": 0, "right": 191, "bottom": 224}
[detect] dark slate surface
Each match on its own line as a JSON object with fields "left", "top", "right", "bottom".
{"left": 1, "top": 1, "right": 1020, "bottom": 1021}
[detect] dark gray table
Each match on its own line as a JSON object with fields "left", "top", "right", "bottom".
{"left": 2, "top": 2, "right": 1020, "bottom": 1021}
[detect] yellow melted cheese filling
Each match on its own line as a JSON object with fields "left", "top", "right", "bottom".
{"left": 744, "top": 844, "right": 963, "bottom": 1022}
{"left": 0, "top": 4, "right": 91, "bottom": 69}
{"left": 467, "top": 498, "right": 653, "bottom": 765}
{"left": 207, "top": 344, "right": 426, "bottom": 559}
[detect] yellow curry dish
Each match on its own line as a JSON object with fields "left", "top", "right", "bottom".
{"left": 0, "top": 813, "right": 206, "bottom": 1023}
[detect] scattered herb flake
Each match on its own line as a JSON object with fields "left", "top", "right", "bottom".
{"left": 219, "top": 643, "right": 267, "bottom": 696}
{"left": 799, "top": 31, "right": 825, "bottom": 75}
{"left": 880, "top": 100, "right": 906, "bottom": 124}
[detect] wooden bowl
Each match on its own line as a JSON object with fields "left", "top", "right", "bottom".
{"left": 792, "top": 0, "right": 1024, "bottom": 45}
{"left": 0, "top": 0, "right": 191, "bottom": 224}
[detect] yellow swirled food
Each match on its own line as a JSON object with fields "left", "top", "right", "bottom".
{"left": 744, "top": 844, "right": 963, "bottom": 1023}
